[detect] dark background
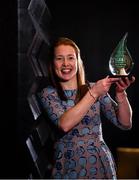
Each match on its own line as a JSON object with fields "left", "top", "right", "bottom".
{"left": 1, "top": 0, "right": 139, "bottom": 178}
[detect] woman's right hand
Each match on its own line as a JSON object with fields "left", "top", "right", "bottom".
{"left": 91, "top": 76, "right": 120, "bottom": 99}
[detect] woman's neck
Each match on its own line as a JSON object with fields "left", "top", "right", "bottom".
{"left": 60, "top": 77, "right": 78, "bottom": 90}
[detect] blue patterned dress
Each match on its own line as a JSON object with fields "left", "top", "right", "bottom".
{"left": 39, "top": 85, "right": 128, "bottom": 179}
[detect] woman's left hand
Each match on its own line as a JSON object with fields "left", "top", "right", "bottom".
{"left": 115, "top": 76, "right": 135, "bottom": 93}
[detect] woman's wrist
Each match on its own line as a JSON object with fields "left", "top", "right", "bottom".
{"left": 115, "top": 91, "right": 127, "bottom": 104}
{"left": 87, "top": 87, "right": 98, "bottom": 102}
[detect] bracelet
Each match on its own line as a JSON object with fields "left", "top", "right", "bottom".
{"left": 88, "top": 87, "right": 97, "bottom": 102}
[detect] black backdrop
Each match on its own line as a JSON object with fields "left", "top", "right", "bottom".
{"left": 1, "top": 0, "right": 139, "bottom": 178}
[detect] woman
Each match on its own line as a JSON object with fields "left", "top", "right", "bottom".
{"left": 39, "top": 37, "right": 135, "bottom": 179}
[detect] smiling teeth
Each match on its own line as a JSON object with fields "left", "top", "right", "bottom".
{"left": 62, "top": 69, "right": 70, "bottom": 72}
{"left": 61, "top": 69, "right": 71, "bottom": 73}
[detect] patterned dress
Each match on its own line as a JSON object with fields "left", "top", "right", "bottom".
{"left": 39, "top": 85, "right": 128, "bottom": 179}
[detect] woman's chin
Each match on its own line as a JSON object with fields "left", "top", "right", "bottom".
{"left": 58, "top": 73, "right": 77, "bottom": 82}
{"left": 59, "top": 78, "right": 71, "bottom": 82}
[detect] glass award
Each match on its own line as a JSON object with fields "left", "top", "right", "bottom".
{"left": 109, "top": 32, "right": 134, "bottom": 77}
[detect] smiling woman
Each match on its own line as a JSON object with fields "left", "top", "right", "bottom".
{"left": 38, "top": 37, "right": 135, "bottom": 179}
{"left": 47, "top": 37, "right": 85, "bottom": 93}
{"left": 53, "top": 45, "right": 78, "bottom": 85}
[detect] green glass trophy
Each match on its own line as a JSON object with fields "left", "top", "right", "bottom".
{"left": 109, "top": 33, "right": 134, "bottom": 77}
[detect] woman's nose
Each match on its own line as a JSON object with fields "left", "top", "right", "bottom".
{"left": 63, "top": 58, "right": 69, "bottom": 66}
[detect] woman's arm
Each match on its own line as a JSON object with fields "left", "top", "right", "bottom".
{"left": 115, "top": 76, "right": 135, "bottom": 128}
{"left": 39, "top": 87, "right": 96, "bottom": 132}
{"left": 115, "top": 91, "right": 132, "bottom": 129}
{"left": 59, "top": 90, "right": 96, "bottom": 132}
{"left": 59, "top": 76, "right": 119, "bottom": 132}
{"left": 39, "top": 77, "right": 120, "bottom": 132}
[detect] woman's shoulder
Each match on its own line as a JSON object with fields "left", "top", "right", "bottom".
{"left": 39, "top": 85, "right": 57, "bottom": 97}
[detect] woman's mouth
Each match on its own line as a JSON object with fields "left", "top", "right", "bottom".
{"left": 61, "top": 68, "right": 72, "bottom": 74}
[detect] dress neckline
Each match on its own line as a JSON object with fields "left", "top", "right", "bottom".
{"left": 63, "top": 89, "right": 77, "bottom": 98}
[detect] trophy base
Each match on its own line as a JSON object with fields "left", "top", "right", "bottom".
{"left": 109, "top": 75, "right": 128, "bottom": 78}
{"left": 109, "top": 74, "right": 133, "bottom": 81}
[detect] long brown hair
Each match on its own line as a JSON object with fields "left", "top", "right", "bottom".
{"left": 47, "top": 37, "right": 87, "bottom": 101}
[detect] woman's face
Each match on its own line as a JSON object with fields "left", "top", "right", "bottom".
{"left": 53, "top": 45, "right": 78, "bottom": 82}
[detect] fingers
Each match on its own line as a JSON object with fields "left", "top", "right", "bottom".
{"left": 119, "top": 77, "right": 129, "bottom": 86}
{"left": 115, "top": 81, "right": 126, "bottom": 91}
{"left": 130, "top": 76, "right": 135, "bottom": 83}
{"left": 119, "top": 76, "right": 135, "bottom": 85}
{"left": 101, "top": 75, "right": 135, "bottom": 88}
{"left": 106, "top": 76, "right": 120, "bottom": 83}
{"left": 108, "top": 76, "right": 135, "bottom": 85}
{"left": 115, "top": 76, "right": 135, "bottom": 92}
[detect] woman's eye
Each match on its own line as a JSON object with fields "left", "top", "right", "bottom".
{"left": 56, "top": 57, "right": 63, "bottom": 61}
{"left": 69, "top": 56, "right": 75, "bottom": 60}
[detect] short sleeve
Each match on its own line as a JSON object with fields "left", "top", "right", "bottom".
{"left": 38, "top": 86, "right": 65, "bottom": 126}
{"left": 99, "top": 93, "right": 130, "bottom": 130}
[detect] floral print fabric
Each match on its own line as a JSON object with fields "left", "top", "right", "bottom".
{"left": 38, "top": 85, "right": 127, "bottom": 179}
